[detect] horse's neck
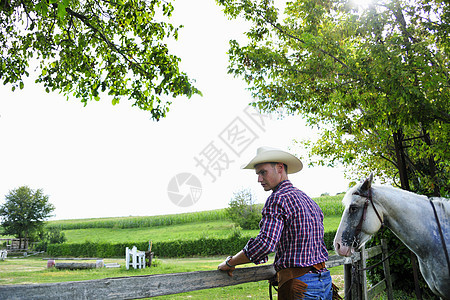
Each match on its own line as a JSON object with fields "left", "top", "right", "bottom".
{"left": 374, "top": 187, "right": 432, "bottom": 256}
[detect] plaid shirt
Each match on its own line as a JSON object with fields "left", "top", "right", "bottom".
{"left": 243, "top": 180, "right": 328, "bottom": 271}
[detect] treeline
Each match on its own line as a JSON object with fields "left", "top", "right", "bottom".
{"left": 47, "top": 231, "right": 338, "bottom": 258}
{"left": 47, "top": 195, "right": 344, "bottom": 231}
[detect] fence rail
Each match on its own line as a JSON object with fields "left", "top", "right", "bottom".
{"left": 0, "top": 242, "right": 394, "bottom": 300}
{"left": 0, "top": 264, "right": 275, "bottom": 299}
{"left": 344, "top": 240, "right": 395, "bottom": 300}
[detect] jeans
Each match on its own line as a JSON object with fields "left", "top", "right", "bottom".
{"left": 294, "top": 271, "right": 332, "bottom": 300}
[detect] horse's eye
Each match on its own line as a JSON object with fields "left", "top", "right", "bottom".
{"left": 349, "top": 206, "right": 358, "bottom": 214}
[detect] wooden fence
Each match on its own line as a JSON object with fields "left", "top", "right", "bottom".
{"left": 0, "top": 242, "right": 394, "bottom": 300}
{"left": 344, "top": 239, "right": 396, "bottom": 300}
{"left": 0, "top": 238, "right": 28, "bottom": 251}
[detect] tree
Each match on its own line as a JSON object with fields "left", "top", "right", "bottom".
{"left": 0, "top": 186, "right": 55, "bottom": 248}
{"left": 1, "top": 0, "right": 201, "bottom": 120}
{"left": 227, "top": 189, "right": 261, "bottom": 230}
{"left": 217, "top": 0, "right": 450, "bottom": 197}
{"left": 34, "top": 227, "right": 67, "bottom": 252}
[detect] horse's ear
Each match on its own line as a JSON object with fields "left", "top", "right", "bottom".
{"left": 360, "top": 173, "right": 373, "bottom": 192}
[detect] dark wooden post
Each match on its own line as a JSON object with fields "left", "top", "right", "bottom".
{"left": 344, "top": 263, "right": 353, "bottom": 300}
{"left": 360, "top": 246, "right": 368, "bottom": 299}
{"left": 381, "top": 239, "right": 394, "bottom": 300}
{"left": 393, "top": 130, "right": 410, "bottom": 190}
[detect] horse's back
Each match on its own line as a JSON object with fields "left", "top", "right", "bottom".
{"left": 430, "top": 197, "right": 450, "bottom": 221}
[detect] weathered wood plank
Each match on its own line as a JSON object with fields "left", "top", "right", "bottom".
{"left": 42, "top": 258, "right": 102, "bottom": 260}
{"left": 55, "top": 263, "right": 98, "bottom": 270}
{"left": 360, "top": 245, "right": 368, "bottom": 300}
{"left": 326, "top": 253, "right": 359, "bottom": 268}
{"left": 365, "top": 245, "right": 382, "bottom": 259}
{"left": 368, "top": 278, "right": 387, "bottom": 299}
{"left": 381, "top": 239, "right": 394, "bottom": 300}
{"left": 368, "top": 273, "right": 398, "bottom": 299}
{"left": 325, "top": 255, "right": 349, "bottom": 268}
{"left": 344, "top": 263, "right": 353, "bottom": 300}
{"left": 0, "top": 264, "right": 276, "bottom": 300}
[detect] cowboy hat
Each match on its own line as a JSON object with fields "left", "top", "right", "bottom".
{"left": 242, "top": 146, "right": 303, "bottom": 174}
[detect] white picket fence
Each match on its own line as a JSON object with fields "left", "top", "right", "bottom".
{"left": 125, "top": 246, "right": 146, "bottom": 270}
{"left": 0, "top": 249, "right": 7, "bottom": 261}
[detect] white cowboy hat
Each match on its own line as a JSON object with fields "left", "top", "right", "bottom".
{"left": 242, "top": 146, "right": 303, "bottom": 174}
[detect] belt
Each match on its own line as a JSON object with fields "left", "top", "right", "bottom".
{"left": 276, "top": 262, "right": 326, "bottom": 288}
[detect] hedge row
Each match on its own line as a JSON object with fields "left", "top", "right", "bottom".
{"left": 46, "top": 231, "right": 337, "bottom": 258}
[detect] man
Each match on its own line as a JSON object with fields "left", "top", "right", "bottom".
{"left": 218, "top": 146, "right": 335, "bottom": 300}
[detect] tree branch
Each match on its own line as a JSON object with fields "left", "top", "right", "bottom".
{"left": 19, "top": 0, "right": 34, "bottom": 29}
{"left": 64, "top": 7, "right": 145, "bottom": 76}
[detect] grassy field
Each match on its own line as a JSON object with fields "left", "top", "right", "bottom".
{"left": 51, "top": 194, "right": 344, "bottom": 244}
{"left": 0, "top": 194, "right": 348, "bottom": 298}
{"left": 61, "top": 216, "right": 342, "bottom": 244}
{"left": 47, "top": 195, "right": 345, "bottom": 231}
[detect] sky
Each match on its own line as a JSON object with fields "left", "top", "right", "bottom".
{"left": 0, "top": 0, "right": 349, "bottom": 220}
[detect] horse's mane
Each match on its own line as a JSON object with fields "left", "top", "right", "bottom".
{"left": 343, "top": 182, "right": 449, "bottom": 207}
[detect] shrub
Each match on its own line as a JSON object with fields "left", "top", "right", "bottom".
{"left": 366, "top": 230, "right": 435, "bottom": 297}
{"left": 227, "top": 189, "right": 261, "bottom": 230}
{"left": 33, "top": 227, "right": 66, "bottom": 252}
{"left": 323, "top": 230, "right": 337, "bottom": 250}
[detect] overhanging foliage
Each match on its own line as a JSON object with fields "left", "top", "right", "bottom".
{"left": 217, "top": 0, "right": 450, "bottom": 196}
{"left": 1, "top": 0, "right": 201, "bottom": 120}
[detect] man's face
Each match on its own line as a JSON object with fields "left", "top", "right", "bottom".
{"left": 255, "top": 163, "right": 283, "bottom": 191}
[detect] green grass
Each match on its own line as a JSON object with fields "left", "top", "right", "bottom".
{"left": 63, "top": 221, "right": 239, "bottom": 243}
{"left": 323, "top": 215, "right": 342, "bottom": 232}
{"left": 62, "top": 220, "right": 240, "bottom": 244}
{"left": 0, "top": 256, "right": 226, "bottom": 285}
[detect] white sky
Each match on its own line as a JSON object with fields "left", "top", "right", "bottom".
{"left": 0, "top": 0, "right": 349, "bottom": 220}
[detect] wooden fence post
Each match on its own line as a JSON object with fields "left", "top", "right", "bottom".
{"left": 360, "top": 245, "right": 368, "bottom": 300}
{"left": 381, "top": 239, "right": 394, "bottom": 300}
{"left": 344, "top": 253, "right": 360, "bottom": 300}
{"left": 344, "top": 263, "right": 353, "bottom": 300}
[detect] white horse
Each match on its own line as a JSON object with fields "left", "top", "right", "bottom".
{"left": 334, "top": 174, "right": 450, "bottom": 299}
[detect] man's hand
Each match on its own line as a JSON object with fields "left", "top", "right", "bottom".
{"left": 217, "top": 251, "right": 250, "bottom": 277}
{"left": 218, "top": 259, "right": 235, "bottom": 277}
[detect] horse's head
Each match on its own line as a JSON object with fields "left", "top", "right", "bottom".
{"left": 334, "top": 173, "right": 384, "bottom": 256}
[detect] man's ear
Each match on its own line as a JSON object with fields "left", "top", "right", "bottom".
{"left": 276, "top": 163, "right": 285, "bottom": 174}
